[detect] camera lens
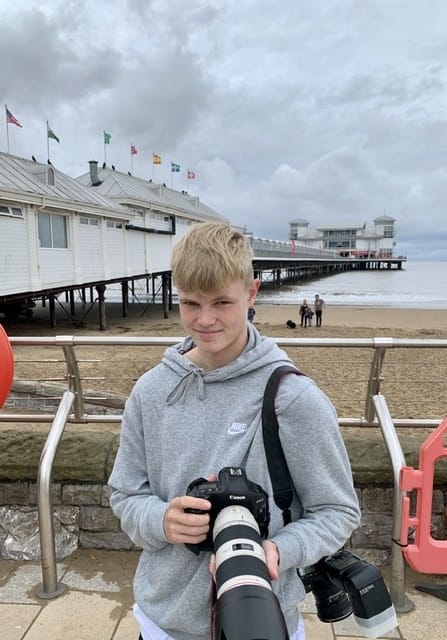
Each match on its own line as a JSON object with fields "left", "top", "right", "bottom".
{"left": 214, "top": 505, "right": 271, "bottom": 597}
{"left": 213, "top": 505, "right": 289, "bottom": 639}
{"left": 300, "top": 565, "right": 352, "bottom": 623}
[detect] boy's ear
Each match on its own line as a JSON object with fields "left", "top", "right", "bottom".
{"left": 248, "top": 278, "right": 261, "bottom": 303}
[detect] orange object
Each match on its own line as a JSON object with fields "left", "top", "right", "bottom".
{"left": 0, "top": 324, "right": 14, "bottom": 408}
{"left": 399, "top": 417, "right": 447, "bottom": 573}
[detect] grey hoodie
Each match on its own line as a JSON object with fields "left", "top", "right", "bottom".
{"left": 109, "top": 324, "right": 360, "bottom": 640}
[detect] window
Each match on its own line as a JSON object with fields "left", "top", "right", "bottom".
{"left": 80, "top": 216, "right": 99, "bottom": 226}
{"left": 38, "top": 212, "right": 68, "bottom": 248}
{"left": 0, "top": 204, "right": 23, "bottom": 217}
{"left": 106, "top": 219, "right": 123, "bottom": 229}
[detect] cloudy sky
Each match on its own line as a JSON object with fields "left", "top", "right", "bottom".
{"left": 2, "top": 0, "right": 447, "bottom": 260}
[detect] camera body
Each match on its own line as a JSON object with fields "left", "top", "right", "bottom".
{"left": 185, "top": 467, "right": 270, "bottom": 554}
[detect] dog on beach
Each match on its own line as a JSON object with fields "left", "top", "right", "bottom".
{"left": 286, "top": 320, "right": 297, "bottom": 329}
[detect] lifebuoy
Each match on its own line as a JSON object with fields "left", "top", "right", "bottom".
{"left": 0, "top": 324, "right": 14, "bottom": 408}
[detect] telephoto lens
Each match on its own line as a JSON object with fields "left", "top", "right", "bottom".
{"left": 213, "top": 505, "right": 290, "bottom": 640}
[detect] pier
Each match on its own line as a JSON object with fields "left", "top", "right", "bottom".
{"left": 0, "top": 251, "right": 406, "bottom": 330}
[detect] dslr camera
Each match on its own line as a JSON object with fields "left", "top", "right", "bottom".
{"left": 185, "top": 466, "right": 270, "bottom": 554}
{"left": 300, "top": 548, "right": 398, "bottom": 638}
{"left": 185, "top": 467, "right": 290, "bottom": 640}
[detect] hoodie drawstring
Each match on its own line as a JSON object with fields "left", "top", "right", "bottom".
{"left": 165, "top": 368, "right": 206, "bottom": 405}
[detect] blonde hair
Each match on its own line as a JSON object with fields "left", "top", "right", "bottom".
{"left": 171, "top": 223, "right": 254, "bottom": 292}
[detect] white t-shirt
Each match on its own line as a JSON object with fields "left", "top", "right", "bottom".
{"left": 134, "top": 602, "right": 305, "bottom": 640}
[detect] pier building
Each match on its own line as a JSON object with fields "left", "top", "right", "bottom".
{"left": 289, "top": 215, "right": 396, "bottom": 258}
{"left": 0, "top": 153, "right": 226, "bottom": 327}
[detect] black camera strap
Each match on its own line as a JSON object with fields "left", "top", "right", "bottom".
{"left": 262, "top": 365, "right": 304, "bottom": 527}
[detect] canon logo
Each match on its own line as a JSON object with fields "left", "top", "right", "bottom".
{"left": 229, "top": 495, "right": 246, "bottom": 501}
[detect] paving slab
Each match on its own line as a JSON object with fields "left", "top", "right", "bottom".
{"left": 0, "top": 603, "right": 41, "bottom": 640}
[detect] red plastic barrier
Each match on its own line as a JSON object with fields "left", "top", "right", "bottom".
{"left": 399, "top": 417, "right": 447, "bottom": 573}
{"left": 0, "top": 324, "right": 14, "bottom": 408}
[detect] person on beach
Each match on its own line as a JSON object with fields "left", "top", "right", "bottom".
{"left": 299, "top": 299, "right": 308, "bottom": 327}
{"left": 247, "top": 305, "right": 256, "bottom": 322}
{"left": 314, "top": 294, "right": 325, "bottom": 328}
{"left": 305, "top": 306, "right": 314, "bottom": 327}
{"left": 109, "top": 222, "right": 360, "bottom": 640}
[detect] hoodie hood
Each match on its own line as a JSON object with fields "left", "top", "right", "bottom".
{"left": 162, "top": 323, "right": 293, "bottom": 405}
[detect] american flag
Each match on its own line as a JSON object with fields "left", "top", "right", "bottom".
{"left": 6, "top": 107, "right": 23, "bottom": 128}
{"left": 130, "top": 143, "right": 138, "bottom": 155}
{"left": 187, "top": 170, "right": 196, "bottom": 179}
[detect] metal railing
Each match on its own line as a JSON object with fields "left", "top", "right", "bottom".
{"left": 35, "top": 390, "right": 75, "bottom": 599}
{"left": 3, "top": 335, "right": 446, "bottom": 426}
{"left": 373, "top": 394, "right": 414, "bottom": 613}
{"left": 2, "top": 335, "right": 447, "bottom": 601}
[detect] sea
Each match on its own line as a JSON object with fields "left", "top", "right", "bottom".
{"left": 107, "top": 261, "right": 446, "bottom": 310}
{"left": 256, "top": 261, "right": 447, "bottom": 310}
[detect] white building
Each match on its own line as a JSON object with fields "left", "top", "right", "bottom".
{"left": 289, "top": 215, "right": 396, "bottom": 258}
{"left": 0, "top": 153, "right": 226, "bottom": 318}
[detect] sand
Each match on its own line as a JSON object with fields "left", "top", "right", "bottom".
{"left": 3, "top": 301, "right": 447, "bottom": 422}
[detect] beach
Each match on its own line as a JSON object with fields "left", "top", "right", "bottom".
{"left": 6, "top": 301, "right": 447, "bottom": 335}
{"left": 4, "top": 302, "right": 447, "bottom": 423}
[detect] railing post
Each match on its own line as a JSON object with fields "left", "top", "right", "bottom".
{"left": 62, "top": 344, "right": 84, "bottom": 419}
{"left": 35, "top": 390, "right": 75, "bottom": 599}
{"left": 364, "top": 338, "right": 393, "bottom": 422}
{"left": 373, "top": 393, "right": 413, "bottom": 612}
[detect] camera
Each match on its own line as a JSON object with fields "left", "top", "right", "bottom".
{"left": 185, "top": 467, "right": 270, "bottom": 554}
{"left": 300, "top": 548, "right": 398, "bottom": 638}
{"left": 185, "top": 468, "right": 289, "bottom": 639}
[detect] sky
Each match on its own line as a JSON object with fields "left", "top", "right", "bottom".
{"left": 2, "top": 0, "right": 447, "bottom": 261}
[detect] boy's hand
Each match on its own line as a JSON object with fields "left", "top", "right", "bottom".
{"left": 263, "top": 540, "right": 280, "bottom": 580}
{"left": 163, "top": 495, "right": 211, "bottom": 544}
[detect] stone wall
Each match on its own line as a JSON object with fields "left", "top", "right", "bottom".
{"left": 1, "top": 426, "right": 446, "bottom": 564}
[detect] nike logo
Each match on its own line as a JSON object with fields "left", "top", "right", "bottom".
{"left": 228, "top": 422, "right": 248, "bottom": 435}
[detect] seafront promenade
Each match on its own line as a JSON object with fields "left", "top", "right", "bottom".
{"left": 1, "top": 549, "right": 446, "bottom": 640}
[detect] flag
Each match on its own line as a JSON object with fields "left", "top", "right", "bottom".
{"left": 171, "top": 162, "right": 180, "bottom": 172}
{"left": 153, "top": 153, "right": 162, "bottom": 165}
{"left": 104, "top": 130, "right": 111, "bottom": 144}
{"left": 6, "top": 106, "right": 22, "bottom": 128}
{"left": 47, "top": 121, "right": 60, "bottom": 143}
{"left": 187, "top": 170, "right": 196, "bottom": 179}
{"left": 130, "top": 143, "right": 138, "bottom": 155}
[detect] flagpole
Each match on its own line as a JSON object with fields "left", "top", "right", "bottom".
{"left": 46, "top": 121, "right": 50, "bottom": 162}
{"left": 104, "top": 137, "right": 107, "bottom": 166}
{"left": 5, "top": 105, "right": 10, "bottom": 154}
{"left": 170, "top": 163, "right": 173, "bottom": 189}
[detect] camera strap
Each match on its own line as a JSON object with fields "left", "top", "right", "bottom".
{"left": 262, "top": 365, "right": 304, "bottom": 527}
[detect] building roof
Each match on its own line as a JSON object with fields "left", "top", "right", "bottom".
{"left": 76, "top": 163, "right": 228, "bottom": 223}
{"left": 289, "top": 218, "right": 309, "bottom": 225}
{"left": 0, "top": 152, "right": 127, "bottom": 215}
{"left": 374, "top": 215, "right": 395, "bottom": 222}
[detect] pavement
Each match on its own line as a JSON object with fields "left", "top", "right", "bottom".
{"left": 1, "top": 549, "right": 447, "bottom": 640}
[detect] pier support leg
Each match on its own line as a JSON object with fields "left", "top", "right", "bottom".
{"left": 162, "top": 274, "right": 169, "bottom": 319}
{"left": 121, "top": 281, "right": 128, "bottom": 318}
{"left": 49, "top": 295, "right": 56, "bottom": 328}
{"left": 96, "top": 284, "right": 107, "bottom": 331}
{"left": 69, "top": 290, "right": 75, "bottom": 316}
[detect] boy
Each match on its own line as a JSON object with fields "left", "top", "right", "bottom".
{"left": 109, "top": 223, "right": 360, "bottom": 640}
